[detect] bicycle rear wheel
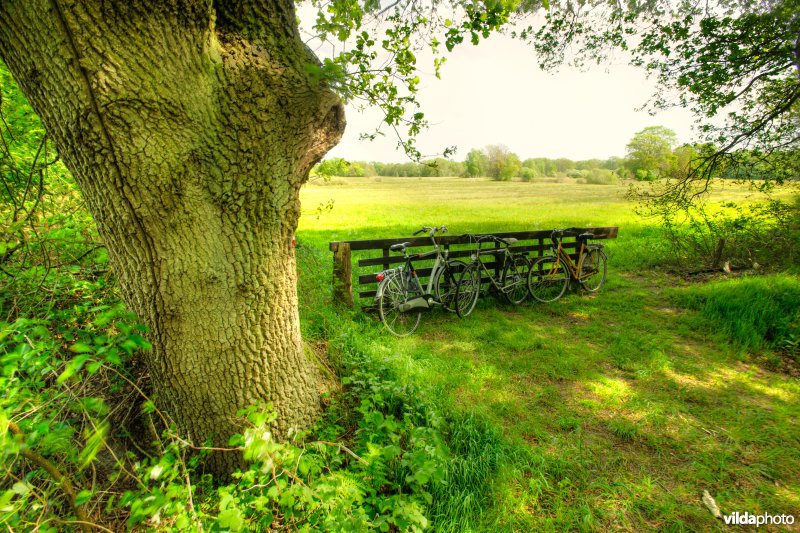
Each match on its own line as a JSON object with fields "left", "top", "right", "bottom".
{"left": 579, "top": 247, "right": 607, "bottom": 292}
{"left": 527, "top": 256, "right": 569, "bottom": 303}
{"left": 502, "top": 254, "right": 530, "bottom": 304}
{"left": 377, "top": 272, "right": 422, "bottom": 336}
{"left": 433, "top": 259, "right": 467, "bottom": 312}
{"left": 454, "top": 263, "right": 481, "bottom": 318}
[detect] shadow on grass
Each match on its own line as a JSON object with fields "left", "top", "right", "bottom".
{"left": 375, "top": 273, "right": 800, "bottom": 530}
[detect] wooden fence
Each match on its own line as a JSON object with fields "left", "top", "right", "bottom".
{"left": 329, "top": 227, "right": 618, "bottom": 308}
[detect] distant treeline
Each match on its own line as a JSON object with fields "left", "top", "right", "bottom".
{"left": 314, "top": 153, "right": 625, "bottom": 183}
{"left": 315, "top": 129, "right": 798, "bottom": 184}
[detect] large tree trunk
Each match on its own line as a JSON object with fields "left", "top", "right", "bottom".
{"left": 0, "top": 0, "right": 345, "bottom": 471}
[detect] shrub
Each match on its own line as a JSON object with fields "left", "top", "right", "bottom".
{"left": 566, "top": 169, "right": 587, "bottom": 179}
{"left": 519, "top": 167, "right": 537, "bottom": 182}
{"left": 657, "top": 199, "right": 800, "bottom": 271}
{"left": 583, "top": 168, "right": 618, "bottom": 185}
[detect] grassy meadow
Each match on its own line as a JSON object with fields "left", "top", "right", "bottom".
{"left": 297, "top": 176, "right": 800, "bottom": 530}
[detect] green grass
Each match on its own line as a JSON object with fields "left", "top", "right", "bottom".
{"left": 671, "top": 274, "right": 800, "bottom": 352}
{"left": 298, "top": 176, "right": 800, "bottom": 531}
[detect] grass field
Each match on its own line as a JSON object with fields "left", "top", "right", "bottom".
{"left": 297, "top": 177, "right": 800, "bottom": 530}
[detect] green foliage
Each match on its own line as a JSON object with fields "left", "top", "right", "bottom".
{"left": 671, "top": 274, "right": 800, "bottom": 352}
{"left": 625, "top": 126, "right": 678, "bottom": 181}
{"left": 115, "top": 323, "right": 505, "bottom": 532}
{"left": 519, "top": 167, "right": 537, "bottom": 181}
{"left": 483, "top": 145, "right": 521, "bottom": 181}
{"left": 464, "top": 149, "right": 487, "bottom": 178}
{"left": 566, "top": 169, "right": 585, "bottom": 179}
{"left": 652, "top": 196, "right": 800, "bottom": 271}
{"left": 531, "top": 0, "right": 799, "bottom": 195}
{"left": 306, "top": 0, "right": 516, "bottom": 159}
{"left": 1, "top": 304, "right": 150, "bottom": 531}
{"left": 0, "top": 61, "right": 106, "bottom": 319}
{"left": 582, "top": 168, "right": 618, "bottom": 185}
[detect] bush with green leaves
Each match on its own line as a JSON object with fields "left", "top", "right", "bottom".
{"left": 2, "top": 291, "right": 506, "bottom": 531}
{"left": 115, "top": 325, "right": 506, "bottom": 531}
{"left": 1, "top": 304, "right": 150, "bottom": 531}
{"left": 583, "top": 168, "right": 618, "bottom": 185}
{"left": 656, "top": 198, "right": 800, "bottom": 271}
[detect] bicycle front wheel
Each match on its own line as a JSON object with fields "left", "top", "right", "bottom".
{"left": 454, "top": 264, "right": 481, "bottom": 318}
{"left": 527, "top": 256, "right": 569, "bottom": 303}
{"left": 377, "top": 272, "right": 422, "bottom": 337}
{"left": 579, "top": 247, "right": 607, "bottom": 292}
{"left": 433, "top": 259, "right": 467, "bottom": 312}
{"left": 501, "top": 255, "right": 530, "bottom": 304}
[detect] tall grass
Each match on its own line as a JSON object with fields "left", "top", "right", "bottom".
{"left": 671, "top": 274, "right": 800, "bottom": 351}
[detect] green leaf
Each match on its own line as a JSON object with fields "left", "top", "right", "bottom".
{"left": 218, "top": 508, "right": 245, "bottom": 531}
{"left": 78, "top": 421, "right": 108, "bottom": 471}
{"left": 74, "top": 490, "right": 92, "bottom": 506}
{"left": 69, "top": 342, "right": 93, "bottom": 354}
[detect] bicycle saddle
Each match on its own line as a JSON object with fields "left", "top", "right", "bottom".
{"left": 390, "top": 242, "right": 410, "bottom": 252}
{"left": 504, "top": 237, "right": 518, "bottom": 245}
{"left": 578, "top": 232, "right": 595, "bottom": 240}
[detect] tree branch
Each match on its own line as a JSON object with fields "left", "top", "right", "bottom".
{"left": 7, "top": 421, "right": 92, "bottom": 533}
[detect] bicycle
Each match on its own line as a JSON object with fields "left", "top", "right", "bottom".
{"left": 527, "top": 228, "right": 607, "bottom": 303}
{"left": 374, "top": 226, "right": 467, "bottom": 336}
{"left": 454, "top": 234, "right": 530, "bottom": 318}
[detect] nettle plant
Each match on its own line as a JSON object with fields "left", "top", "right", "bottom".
{"left": 2, "top": 303, "right": 453, "bottom": 531}
{"left": 120, "top": 333, "right": 451, "bottom": 532}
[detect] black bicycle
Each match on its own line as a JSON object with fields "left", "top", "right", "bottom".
{"left": 454, "top": 234, "right": 530, "bottom": 317}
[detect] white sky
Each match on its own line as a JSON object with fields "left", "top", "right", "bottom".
{"left": 300, "top": 8, "right": 698, "bottom": 163}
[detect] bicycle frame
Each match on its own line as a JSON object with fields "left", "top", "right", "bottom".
{"left": 468, "top": 236, "right": 522, "bottom": 292}
{"left": 549, "top": 232, "right": 601, "bottom": 281}
{"left": 376, "top": 226, "right": 451, "bottom": 309}
{"left": 397, "top": 247, "right": 444, "bottom": 296}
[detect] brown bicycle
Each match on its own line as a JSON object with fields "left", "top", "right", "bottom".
{"left": 527, "top": 228, "right": 607, "bottom": 302}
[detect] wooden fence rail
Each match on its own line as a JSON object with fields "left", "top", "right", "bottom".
{"left": 329, "top": 227, "right": 618, "bottom": 308}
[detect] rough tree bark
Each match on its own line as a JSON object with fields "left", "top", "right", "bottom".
{"left": 0, "top": 0, "right": 345, "bottom": 472}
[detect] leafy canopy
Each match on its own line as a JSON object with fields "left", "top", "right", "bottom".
{"left": 308, "top": 0, "right": 798, "bottom": 188}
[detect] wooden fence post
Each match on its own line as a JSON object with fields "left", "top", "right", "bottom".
{"left": 332, "top": 242, "right": 353, "bottom": 307}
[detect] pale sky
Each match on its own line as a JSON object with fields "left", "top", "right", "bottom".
{"left": 300, "top": 8, "right": 698, "bottom": 163}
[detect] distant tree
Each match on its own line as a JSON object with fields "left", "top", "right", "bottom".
{"left": 464, "top": 149, "right": 487, "bottom": 177}
{"left": 533, "top": 0, "right": 799, "bottom": 197}
{"left": 316, "top": 157, "right": 350, "bottom": 176}
{"left": 625, "top": 126, "right": 678, "bottom": 181}
{"left": 669, "top": 144, "right": 700, "bottom": 180}
{"left": 554, "top": 158, "right": 576, "bottom": 175}
{"left": 427, "top": 157, "right": 464, "bottom": 177}
{"left": 603, "top": 156, "right": 626, "bottom": 172}
{"left": 519, "top": 167, "right": 537, "bottom": 182}
{"left": 485, "top": 145, "right": 521, "bottom": 181}
{"left": 576, "top": 159, "right": 602, "bottom": 170}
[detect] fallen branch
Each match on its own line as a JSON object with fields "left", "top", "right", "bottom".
{"left": 7, "top": 420, "right": 92, "bottom": 533}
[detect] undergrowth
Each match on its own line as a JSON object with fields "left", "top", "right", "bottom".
{"left": 671, "top": 273, "right": 800, "bottom": 355}
{"left": 1, "top": 293, "right": 507, "bottom": 531}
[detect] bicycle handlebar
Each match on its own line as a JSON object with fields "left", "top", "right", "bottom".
{"left": 464, "top": 234, "right": 516, "bottom": 247}
{"left": 414, "top": 225, "right": 448, "bottom": 237}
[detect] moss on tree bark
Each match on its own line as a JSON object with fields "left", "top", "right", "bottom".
{"left": 0, "top": 0, "right": 345, "bottom": 473}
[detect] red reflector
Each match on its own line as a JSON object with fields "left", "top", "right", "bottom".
{"left": 291, "top": 238, "right": 296, "bottom": 247}
{"left": 376, "top": 273, "right": 385, "bottom": 281}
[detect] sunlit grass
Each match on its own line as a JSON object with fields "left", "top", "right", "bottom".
{"left": 297, "top": 176, "right": 800, "bottom": 531}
